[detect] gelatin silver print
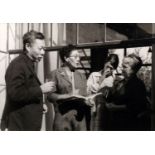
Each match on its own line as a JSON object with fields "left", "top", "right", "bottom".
{"left": 0, "top": 23, "right": 153, "bottom": 131}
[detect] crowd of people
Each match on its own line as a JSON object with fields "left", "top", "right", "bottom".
{"left": 0, "top": 30, "right": 151, "bottom": 131}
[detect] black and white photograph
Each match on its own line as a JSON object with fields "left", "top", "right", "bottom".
{"left": 0, "top": 23, "right": 153, "bottom": 131}
{"left": 0, "top": 1, "right": 155, "bottom": 155}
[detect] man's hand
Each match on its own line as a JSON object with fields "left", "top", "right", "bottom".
{"left": 43, "top": 103, "right": 48, "bottom": 114}
{"left": 40, "top": 81, "right": 56, "bottom": 94}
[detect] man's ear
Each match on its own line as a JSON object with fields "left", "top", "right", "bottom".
{"left": 25, "top": 43, "right": 31, "bottom": 51}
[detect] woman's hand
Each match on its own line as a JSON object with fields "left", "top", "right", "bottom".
{"left": 89, "top": 84, "right": 100, "bottom": 94}
{"left": 100, "top": 76, "right": 114, "bottom": 88}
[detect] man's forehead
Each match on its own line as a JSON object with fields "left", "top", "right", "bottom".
{"left": 33, "top": 39, "right": 45, "bottom": 45}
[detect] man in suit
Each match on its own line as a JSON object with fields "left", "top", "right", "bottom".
{"left": 1, "top": 30, "right": 55, "bottom": 131}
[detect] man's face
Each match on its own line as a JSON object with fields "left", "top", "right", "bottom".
{"left": 122, "top": 57, "right": 134, "bottom": 78}
{"left": 27, "top": 39, "right": 45, "bottom": 62}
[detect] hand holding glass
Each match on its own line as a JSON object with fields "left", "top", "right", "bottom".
{"left": 40, "top": 81, "right": 56, "bottom": 94}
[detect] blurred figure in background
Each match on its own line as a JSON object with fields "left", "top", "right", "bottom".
{"left": 87, "top": 54, "right": 119, "bottom": 130}
{"left": 87, "top": 54, "right": 119, "bottom": 94}
{"left": 1, "top": 30, "right": 55, "bottom": 131}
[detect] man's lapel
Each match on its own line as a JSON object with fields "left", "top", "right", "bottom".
{"left": 57, "top": 67, "right": 72, "bottom": 85}
{"left": 22, "top": 54, "right": 41, "bottom": 85}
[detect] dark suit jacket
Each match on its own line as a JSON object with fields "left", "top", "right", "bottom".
{"left": 1, "top": 53, "right": 43, "bottom": 131}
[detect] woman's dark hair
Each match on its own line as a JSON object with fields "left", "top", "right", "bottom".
{"left": 59, "top": 44, "right": 76, "bottom": 63}
{"left": 105, "top": 54, "right": 119, "bottom": 69}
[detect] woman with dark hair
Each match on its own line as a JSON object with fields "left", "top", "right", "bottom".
{"left": 87, "top": 54, "right": 119, "bottom": 130}
{"left": 87, "top": 54, "right": 119, "bottom": 95}
{"left": 47, "top": 45, "right": 91, "bottom": 131}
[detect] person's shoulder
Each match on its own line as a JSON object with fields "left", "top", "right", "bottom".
{"left": 129, "top": 75, "right": 142, "bottom": 83}
{"left": 87, "top": 71, "right": 101, "bottom": 79}
{"left": 54, "top": 67, "right": 65, "bottom": 74}
{"left": 49, "top": 67, "right": 65, "bottom": 77}
{"left": 5, "top": 54, "right": 26, "bottom": 76}
{"left": 134, "top": 76, "right": 146, "bottom": 87}
{"left": 7, "top": 54, "right": 25, "bottom": 68}
{"left": 129, "top": 76, "right": 147, "bottom": 94}
{"left": 90, "top": 71, "right": 101, "bottom": 76}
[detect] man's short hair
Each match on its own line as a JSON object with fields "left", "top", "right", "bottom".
{"left": 127, "top": 54, "right": 142, "bottom": 73}
{"left": 23, "top": 30, "right": 45, "bottom": 51}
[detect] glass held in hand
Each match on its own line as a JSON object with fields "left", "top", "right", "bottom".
{"left": 45, "top": 78, "right": 56, "bottom": 92}
{"left": 40, "top": 78, "right": 56, "bottom": 93}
